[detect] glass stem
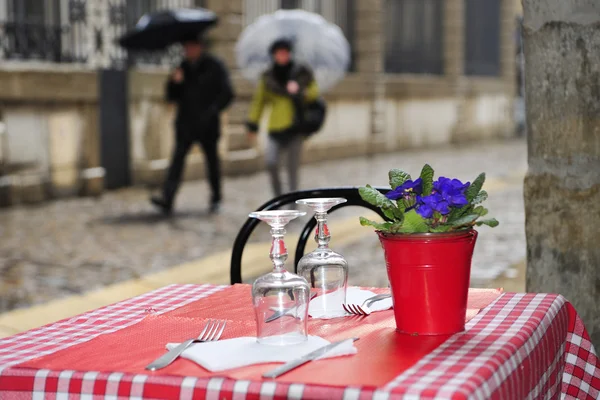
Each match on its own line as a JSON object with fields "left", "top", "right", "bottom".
{"left": 315, "top": 212, "right": 330, "bottom": 249}
{"left": 270, "top": 227, "right": 287, "bottom": 273}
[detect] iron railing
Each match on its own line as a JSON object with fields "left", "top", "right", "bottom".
{"left": 1, "top": 0, "right": 355, "bottom": 69}
{"left": 1, "top": 0, "right": 353, "bottom": 69}
{"left": 384, "top": 0, "right": 444, "bottom": 75}
{"left": 0, "top": 0, "right": 87, "bottom": 63}
{"left": 0, "top": 0, "right": 205, "bottom": 67}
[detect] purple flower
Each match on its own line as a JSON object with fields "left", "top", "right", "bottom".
{"left": 416, "top": 193, "right": 450, "bottom": 218}
{"left": 446, "top": 193, "right": 468, "bottom": 207}
{"left": 432, "top": 177, "right": 470, "bottom": 207}
{"left": 386, "top": 178, "right": 423, "bottom": 200}
{"left": 433, "top": 177, "right": 470, "bottom": 193}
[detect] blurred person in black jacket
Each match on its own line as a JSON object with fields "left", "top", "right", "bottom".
{"left": 151, "top": 34, "right": 234, "bottom": 214}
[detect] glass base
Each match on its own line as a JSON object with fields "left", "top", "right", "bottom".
{"left": 299, "top": 249, "right": 348, "bottom": 318}
{"left": 248, "top": 209, "right": 309, "bottom": 344}
{"left": 258, "top": 332, "right": 309, "bottom": 346}
{"left": 253, "top": 270, "right": 310, "bottom": 343}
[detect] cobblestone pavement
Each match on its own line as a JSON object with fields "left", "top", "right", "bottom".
{"left": 0, "top": 139, "right": 527, "bottom": 312}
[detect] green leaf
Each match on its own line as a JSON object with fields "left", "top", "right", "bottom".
{"left": 473, "top": 206, "right": 488, "bottom": 217}
{"left": 472, "top": 190, "right": 488, "bottom": 205}
{"left": 430, "top": 225, "right": 452, "bottom": 233}
{"left": 475, "top": 218, "right": 499, "bottom": 228}
{"left": 359, "top": 185, "right": 389, "bottom": 208}
{"left": 419, "top": 164, "right": 435, "bottom": 196}
{"left": 400, "top": 198, "right": 411, "bottom": 212}
{"left": 382, "top": 207, "right": 403, "bottom": 222}
{"left": 466, "top": 173, "right": 486, "bottom": 202}
{"left": 398, "top": 210, "right": 429, "bottom": 233}
{"left": 447, "top": 204, "right": 472, "bottom": 223}
{"left": 451, "top": 214, "right": 479, "bottom": 228}
{"left": 389, "top": 221, "right": 405, "bottom": 234}
{"left": 388, "top": 169, "right": 411, "bottom": 190}
{"left": 359, "top": 185, "right": 404, "bottom": 223}
{"left": 359, "top": 217, "right": 393, "bottom": 232}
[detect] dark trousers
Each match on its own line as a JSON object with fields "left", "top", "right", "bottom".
{"left": 163, "top": 136, "right": 221, "bottom": 205}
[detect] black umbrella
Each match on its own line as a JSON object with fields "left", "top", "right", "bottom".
{"left": 118, "top": 8, "right": 218, "bottom": 51}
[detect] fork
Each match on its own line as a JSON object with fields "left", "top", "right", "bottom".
{"left": 145, "top": 319, "right": 227, "bottom": 371}
{"left": 342, "top": 294, "right": 391, "bottom": 316}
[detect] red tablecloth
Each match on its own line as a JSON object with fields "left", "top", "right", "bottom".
{"left": 13, "top": 285, "right": 501, "bottom": 389}
{"left": 0, "top": 284, "right": 598, "bottom": 399}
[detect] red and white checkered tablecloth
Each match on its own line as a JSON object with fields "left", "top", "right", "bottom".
{"left": 0, "top": 284, "right": 598, "bottom": 399}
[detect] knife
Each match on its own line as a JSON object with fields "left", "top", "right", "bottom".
{"left": 262, "top": 337, "right": 359, "bottom": 379}
{"left": 265, "top": 292, "right": 318, "bottom": 323}
{"left": 265, "top": 309, "right": 292, "bottom": 323}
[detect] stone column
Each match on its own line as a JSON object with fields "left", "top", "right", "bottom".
{"left": 499, "top": 0, "right": 518, "bottom": 139}
{"left": 444, "top": 0, "right": 468, "bottom": 142}
{"left": 354, "top": 0, "right": 385, "bottom": 148}
{"left": 207, "top": 0, "right": 243, "bottom": 71}
{"left": 523, "top": 0, "right": 600, "bottom": 347}
{"left": 500, "top": 0, "right": 517, "bottom": 92}
{"left": 443, "top": 0, "right": 464, "bottom": 81}
{"left": 205, "top": 0, "right": 261, "bottom": 173}
{"left": 79, "top": 104, "right": 104, "bottom": 196}
{"left": 354, "top": 0, "right": 383, "bottom": 75}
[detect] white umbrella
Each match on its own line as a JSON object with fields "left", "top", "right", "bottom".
{"left": 235, "top": 9, "right": 351, "bottom": 92}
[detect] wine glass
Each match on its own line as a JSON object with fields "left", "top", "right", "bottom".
{"left": 249, "top": 210, "right": 310, "bottom": 345}
{"left": 296, "top": 198, "right": 348, "bottom": 318}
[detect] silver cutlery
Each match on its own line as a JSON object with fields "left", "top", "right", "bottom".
{"left": 265, "top": 292, "right": 318, "bottom": 323}
{"left": 342, "top": 293, "right": 391, "bottom": 316}
{"left": 263, "top": 337, "right": 359, "bottom": 378}
{"left": 145, "top": 319, "right": 227, "bottom": 371}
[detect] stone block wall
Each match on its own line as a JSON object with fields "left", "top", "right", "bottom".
{"left": 0, "top": 67, "right": 101, "bottom": 205}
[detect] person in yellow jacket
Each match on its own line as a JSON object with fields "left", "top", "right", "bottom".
{"left": 246, "top": 38, "right": 319, "bottom": 197}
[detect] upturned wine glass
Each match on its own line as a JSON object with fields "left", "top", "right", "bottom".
{"left": 296, "top": 198, "right": 349, "bottom": 318}
{"left": 249, "top": 210, "right": 310, "bottom": 345}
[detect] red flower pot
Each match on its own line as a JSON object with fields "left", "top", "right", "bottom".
{"left": 378, "top": 230, "right": 478, "bottom": 335}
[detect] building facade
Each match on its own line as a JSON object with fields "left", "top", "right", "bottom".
{"left": 0, "top": 0, "right": 518, "bottom": 206}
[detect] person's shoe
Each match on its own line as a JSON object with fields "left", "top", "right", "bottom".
{"left": 150, "top": 195, "right": 173, "bottom": 215}
{"left": 209, "top": 202, "right": 221, "bottom": 214}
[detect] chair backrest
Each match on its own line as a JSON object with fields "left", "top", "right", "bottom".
{"left": 230, "top": 187, "right": 391, "bottom": 284}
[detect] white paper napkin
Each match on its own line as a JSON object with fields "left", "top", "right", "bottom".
{"left": 166, "top": 336, "right": 357, "bottom": 372}
{"left": 309, "top": 287, "right": 393, "bottom": 319}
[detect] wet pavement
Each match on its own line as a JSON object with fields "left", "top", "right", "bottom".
{"left": 0, "top": 139, "right": 527, "bottom": 313}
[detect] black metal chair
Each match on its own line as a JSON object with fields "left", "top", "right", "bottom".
{"left": 230, "top": 187, "right": 391, "bottom": 284}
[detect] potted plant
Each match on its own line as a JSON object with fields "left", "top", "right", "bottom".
{"left": 359, "top": 165, "right": 498, "bottom": 335}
